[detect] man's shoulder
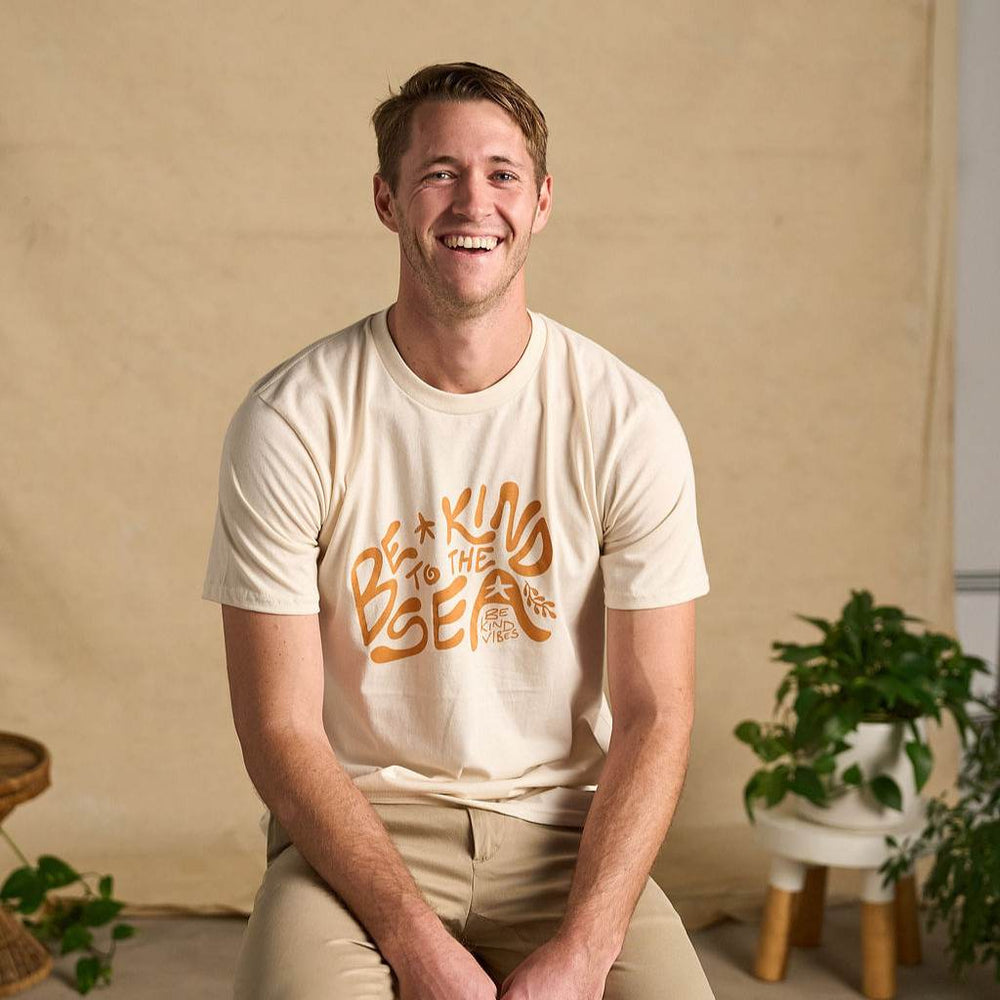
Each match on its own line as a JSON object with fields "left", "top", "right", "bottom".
{"left": 248, "top": 313, "right": 370, "bottom": 404}
{"left": 539, "top": 310, "right": 667, "bottom": 408}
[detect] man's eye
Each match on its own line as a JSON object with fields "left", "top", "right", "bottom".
{"left": 424, "top": 171, "right": 517, "bottom": 182}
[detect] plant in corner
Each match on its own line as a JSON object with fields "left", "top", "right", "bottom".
{"left": 879, "top": 694, "right": 1000, "bottom": 984}
{"left": 733, "top": 589, "right": 990, "bottom": 823}
{"left": 0, "top": 824, "right": 136, "bottom": 994}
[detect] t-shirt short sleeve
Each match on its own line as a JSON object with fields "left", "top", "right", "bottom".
{"left": 202, "top": 391, "right": 324, "bottom": 614}
{"left": 599, "top": 389, "right": 710, "bottom": 609}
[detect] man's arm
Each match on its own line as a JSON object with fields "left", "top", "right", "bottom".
{"left": 220, "top": 605, "right": 458, "bottom": 970}
{"left": 554, "top": 600, "right": 697, "bottom": 968}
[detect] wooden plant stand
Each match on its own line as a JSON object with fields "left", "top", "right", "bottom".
{"left": 751, "top": 802, "right": 927, "bottom": 999}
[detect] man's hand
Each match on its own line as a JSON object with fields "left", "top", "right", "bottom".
{"left": 391, "top": 921, "right": 498, "bottom": 1000}
{"left": 497, "top": 933, "right": 612, "bottom": 1000}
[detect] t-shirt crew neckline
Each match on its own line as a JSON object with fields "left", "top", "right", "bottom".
{"left": 368, "top": 305, "right": 547, "bottom": 414}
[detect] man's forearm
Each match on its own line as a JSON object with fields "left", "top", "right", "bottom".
{"left": 556, "top": 715, "right": 692, "bottom": 965}
{"left": 244, "top": 728, "right": 450, "bottom": 968}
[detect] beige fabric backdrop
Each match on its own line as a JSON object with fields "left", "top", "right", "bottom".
{"left": 0, "top": 0, "right": 957, "bottom": 930}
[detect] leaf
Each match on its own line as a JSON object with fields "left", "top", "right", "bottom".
{"left": 873, "top": 604, "right": 905, "bottom": 621}
{"left": 60, "top": 923, "right": 93, "bottom": 955}
{"left": 948, "top": 702, "right": 974, "bottom": 746}
{"left": 794, "top": 687, "right": 824, "bottom": 720}
{"left": 872, "top": 675, "right": 914, "bottom": 709}
{"left": 99, "top": 876, "right": 113, "bottom": 899}
{"left": 774, "top": 677, "right": 792, "bottom": 709}
{"left": 37, "top": 856, "right": 80, "bottom": 890}
{"left": 842, "top": 763, "right": 863, "bottom": 786}
{"left": 964, "top": 654, "right": 990, "bottom": 676}
{"left": 812, "top": 754, "right": 836, "bottom": 775}
{"left": 762, "top": 766, "right": 790, "bottom": 807}
{"left": 895, "top": 649, "right": 933, "bottom": 677}
{"left": 733, "top": 721, "right": 761, "bottom": 746}
{"left": 841, "top": 620, "right": 862, "bottom": 663}
{"left": 0, "top": 867, "right": 39, "bottom": 901}
{"left": 743, "top": 774, "right": 760, "bottom": 823}
{"left": 904, "top": 740, "right": 934, "bottom": 792}
{"left": 870, "top": 775, "right": 903, "bottom": 811}
{"left": 112, "top": 922, "right": 136, "bottom": 940}
{"left": 777, "top": 644, "right": 826, "bottom": 666}
{"left": 852, "top": 589, "right": 874, "bottom": 613}
{"left": 75, "top": 955, "right": 101, "bottom": 994}
{"left": 760, "top": 735, "right": 788, "bottom": 763}
{"left": 80, "top": 897, "right": 123, "bottom": 927}
{"left": 795, "top": 614, "right": 834, "bottom": 637}
{"left": 15, "top": 883, "right": 46, "bottom": 915}
{"left": 790, "top": 767, "right": 826, "bottom": 806}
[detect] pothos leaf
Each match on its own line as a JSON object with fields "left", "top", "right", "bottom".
{"left": 869, "top": 774, "right": 903, "bottom": 811}
{"left": 791, "top": 767, "right": 826, "bottom": 806}
{"left": 904, "top": 740, "right": 933, "bottom": 792}
{"left": 841, "top": 763, "right": 863, "bottom": 786}
{"left": 37, "top": 856, "right": 80, "bottom": 890}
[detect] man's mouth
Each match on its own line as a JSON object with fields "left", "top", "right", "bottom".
{"left": 438, "top": 235, "right": 503, "bottom": 255}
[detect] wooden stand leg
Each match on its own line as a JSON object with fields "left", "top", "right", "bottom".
{"left": 755, "top": 885, "right": 797, "bottom": 981}
{"left": 894, "top": 874, "right": 922, "bottom": 966}
{"left": 789, "top": 865, "right": 827, "bottom": 947}
{"left": 861, "top": 901, "right": 897, "bottom": 1000}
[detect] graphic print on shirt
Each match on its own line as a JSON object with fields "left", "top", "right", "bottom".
{"left": 350, "top": 481, "right": 557, "bottom": 663}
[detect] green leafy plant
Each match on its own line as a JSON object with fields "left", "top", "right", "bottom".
{"left": 0, "top": 825, "right": 136, "bottom": 994}
{"left": 734, "top": 589, "right": 989, "bottom": 821}
{"left": 880, "top": 695, "right": 1000, "bottom": 983}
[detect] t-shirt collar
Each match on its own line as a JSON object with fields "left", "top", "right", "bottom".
{"left": 368, "top": 306, "right": 547, "bottom": 414}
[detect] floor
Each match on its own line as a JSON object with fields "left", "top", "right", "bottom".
{"left": 19, "top": 903, "right": 999, "bottom": 998}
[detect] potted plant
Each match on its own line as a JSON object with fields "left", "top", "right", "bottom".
{"left": 734, "top": 589, "right": 990, "bottom": 829}
{"left": 0, "top": 825, "right": 135, "bottom": 995}
{"left": 879, "top": 694, "right": 1000, "bottom": 984}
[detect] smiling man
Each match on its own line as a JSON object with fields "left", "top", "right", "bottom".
{"left": 375, "top": 95, "right": 550, "bottom": 398}
{"left": 203, "top": 61, "right": 715, "bottom": 1000}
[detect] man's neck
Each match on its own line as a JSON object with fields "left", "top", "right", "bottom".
{"left": 385, "top": 294, "right": 532, "bottom": 395}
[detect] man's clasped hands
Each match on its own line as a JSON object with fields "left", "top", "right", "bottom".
{"left": 393, "top": 915, "right": 610, "bottom": 1000}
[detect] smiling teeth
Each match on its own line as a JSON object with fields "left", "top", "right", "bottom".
{"left": 443, "top": 235, "right": 499, "bottom": 250}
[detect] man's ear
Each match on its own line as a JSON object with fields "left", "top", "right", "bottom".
{"left": 530, "top": 174, "right": 553, "bottom": 235}
{"left": 373, "top": 173, "right": 399, "bottom": 234}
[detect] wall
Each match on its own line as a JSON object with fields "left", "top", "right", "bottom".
{"left": 0, "top": 0, "right": 958, "bottom": 925}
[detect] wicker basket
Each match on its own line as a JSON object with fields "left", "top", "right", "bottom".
{"left": 0, "top": 732, "right": 53, "bottom": 996}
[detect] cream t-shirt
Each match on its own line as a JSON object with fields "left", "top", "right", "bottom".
{"left": 202, "top": 306, "right": 710, "bottom": 828}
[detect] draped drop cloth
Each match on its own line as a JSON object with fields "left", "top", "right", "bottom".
{"left": 0, "top": 0, "right": 957, "bottom": 929}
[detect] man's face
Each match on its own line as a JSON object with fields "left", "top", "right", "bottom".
{"left": 374, "top": 99, "right": 553, "bottom": 319}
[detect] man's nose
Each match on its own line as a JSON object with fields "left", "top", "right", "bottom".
{"left": 451, "top": 173, "right": 493, "bottom": 220}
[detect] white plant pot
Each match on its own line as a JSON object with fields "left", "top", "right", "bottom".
{"left": 795, "top": 718, "right": 927, "bottom": 830}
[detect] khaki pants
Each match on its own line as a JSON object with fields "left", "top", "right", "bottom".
{"left": 234, "top": 801, "right": 716, "bottom": 999}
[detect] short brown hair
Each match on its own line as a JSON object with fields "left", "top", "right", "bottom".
{"left": 371, "top": 61, "right": 548, "bottom": 197}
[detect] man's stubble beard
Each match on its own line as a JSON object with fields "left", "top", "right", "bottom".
{"left": 398, "top": 222, "right": 533, "bottom": 321}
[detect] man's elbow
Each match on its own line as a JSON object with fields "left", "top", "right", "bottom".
{"left": 614, "top": 703, "right": 695, "bottom": 746}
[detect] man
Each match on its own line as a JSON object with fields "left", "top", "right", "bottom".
{"left": 203, "top": 61, "right": 715, "bottom": 1000}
